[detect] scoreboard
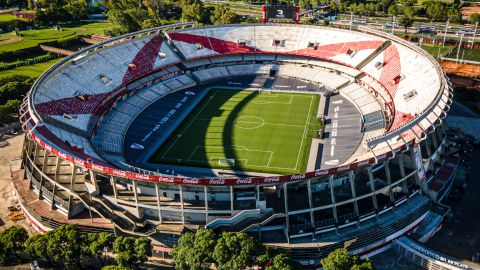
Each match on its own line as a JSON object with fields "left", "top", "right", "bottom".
{"left": 262, "top": 5, "right": 299, "bottom": 24}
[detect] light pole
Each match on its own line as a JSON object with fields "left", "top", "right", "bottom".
{"left": 350, "top": 12, "right": 353, "bottom": 31}
{"left": 391, "top": 16, "right": 396, "bottom": 34}
{"left": 456, "top": 33, "right": 464, "bottom": 63}
{"left": 472, "top": 21, "right": 479, "bottom": 49}
{"left": 443, "top": 20, "right": 449, "bottom": 47}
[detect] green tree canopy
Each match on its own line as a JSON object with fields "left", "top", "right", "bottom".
{"left": 399, "top": 16, "right": 414, "bottom": 33}
{"left": 210, "top": 5, "right": 238, "bottom": 25}
{"left": 212, "top": 232, "right": 263, "bottom": 270}
{"left": 0, "top": 226, "right": 28, "bottom": 260}
{"left": 388, "top": 4, "right": 398, "bottom": 16}
{"left": 471, "top": 13, "right": 480, "bottom": 24}
{"left": 172, "top": 229, "right": 217, "bottom": 270}
{"left": 321, "top": 248, "right": 375, "bottom": 270}
{"left": 86, "top": 232, "right": 116, "bottom": 266}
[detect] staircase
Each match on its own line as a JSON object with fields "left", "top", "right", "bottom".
{"left": 355, "top": 40, "right": 392, "bottom": 70}
{"left": 206, "top": 209, "right": 275, "bottom": 232}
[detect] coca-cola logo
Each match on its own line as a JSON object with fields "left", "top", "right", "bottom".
{"left": 290, "top": 174, "right": 306, "bottom": 180}
{"left": 45, "top": 145, "right": 52, "bottom": 152}
{"left": 134, "top": 173, "right": 150, "bottom": 180}
{"left": 158, "top": 176, "right": 175, "bottom": 183}
{"left": 357, "top": 160, "right": 370, "bottom": 167}
{"left": 182, "top": 178, "right": 199, "bottom": 184}
{"left": 236, "top": 178, "right": 253, "bottom": 185}
{"left": 58, "top": 152, "right": 67, "bottom": 159}
{"left": 91, "top": 164, "right": 104, "bottom": 172}
{"left": 336, "top": 165, "right": 351, "bottom": 172}
{"left": 315, "top": 170, "right": 329, "bottom": 177}
{"left": 264, "top": 176, "right": 280, "bottom": 183}
{"left": 113, "top": 169, "right": 127, "bottom": 177}
{"left": 208, "top": 179, "right": 225, "bottom": 185}
{"left": 74, "top": 159, "right": 85, "bottom": 166}
{"left": 377, "top": 154, "right": 387, "bottom": 160}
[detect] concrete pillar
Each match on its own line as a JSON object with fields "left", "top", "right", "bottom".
{"left": 349, "top": 171, "right": 359, "bottom": 218}
{"left": 51, "top": 183, "right": 57, "bottom": 210}
{"left": 230, "top": 186, "right": 234, "bottom": 212}
{"left": 179, "top": 185, "right": 185, "bottom": 224}
{"left": 70, "top": 165, "right": 77, "bottom": 191}
{"left": 398, "top": 153, "right": 409, "bottom": 198}
{"left": 424, "top": 136, "right": 432, "bottom": 157}
{"left": 384, "top": 160, "right": 395, "bottom": 203}
{"left": 132, "top": 180, "right": 140, "bottom": 217}
{"left": 328, "top": 175, "right": 339, "bottom": 224}
{"left": 283, "top": 183, "right": 290, "bottom": 242}
{"left": 204, "top": 186, "right": 209, "bottom": 224}
{"left": 307, "top": 179, "right": 315, "bottom": 229}
{"left": 256, "top": 185, "right": 260, "bottom": 209}
{"left": 38, "top": 150, "right": 49, "bottom": 199}
{"left": 431, "top": 130, "right": 439, "bottom": 149}
{"left": 155, "top": 183, "right": 162, "bottom": 223}
{"left": 111, "top": 176, "right": 118, "bottom": 200}
{"left": 367, "top": 167, "right": 378, "bottom": 212}
{"left": 54, "top": 156, "right": 61, "bottom": 182}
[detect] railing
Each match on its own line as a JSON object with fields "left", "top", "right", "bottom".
{"left": 205, "top": 209, "right": 262, "bottom": 230}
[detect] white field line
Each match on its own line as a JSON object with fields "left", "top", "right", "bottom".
{"left": 294, "top": 95, "right": 314, "bottom": 170}
{"left": 161, "top": 91, "right": 219, "bottom": 158}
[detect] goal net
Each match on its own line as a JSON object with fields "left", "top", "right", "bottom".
{"left": 218, "top": 158, "right": 235, "bottom": 166}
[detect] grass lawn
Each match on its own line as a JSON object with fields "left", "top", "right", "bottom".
{"left": 0, "top": 21, "right": 111, "bottom": 53}
{"left": 0, "top": 58, "right": 60, "bottom": 78}
{"left": 420, "top": 44, "right": 455, "bottom": 59}
{"left": 451, "top": 48, "right": 480, "bottom": 62}
{"left": 0, "top": 14, "right": 26, "bottom": 22}
{"left": 150, "top": 89, "right": 321, "bottom": 175}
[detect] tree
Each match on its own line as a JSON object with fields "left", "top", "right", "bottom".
{"left": 86, "top": 232, "right": 116, "bottom": 266}
{"left": 172, "top": 229, "right": 217, "bottom": 270}
{"left": 210, "top": 5, "right": 238, "bottom": 25}
{"left": 212, "top": 232, "right": 263, "bottom": 270}
{"left": 448, "top": 8, "right": 462, "bottom": 24}
{"left": 387, "top": 4, "right": 398, "bottom": 16}
{"left": 425, "top": 2, "right": 447, "bottom": 21}
{"left": 25, "top": 233, "right": 51, "bottom": 264}
{"left": 403, "top": 5, "right": 415, "bottom": 19}
{"left": 321, "top": 248, "right": 375, "bottom": 270}
{"left": 113, "top": 236, "right": 151, "bottom": 268}
{"left": 399, "top": 16, "right": 414, "bottom": 33}
{"left": 64, "top": 0, "right": 89, "bottom": 21}
{"left": 46, "top": 224, "right": 84, "bottom": 267}
{"left": 471, "top": 13, "right": 480, "bottom": 24}
{"left": 0, "top": 226, "right": 28, "bottom": 260}
{"left": 134, "top": 237, "right": 152, "bottom": 266}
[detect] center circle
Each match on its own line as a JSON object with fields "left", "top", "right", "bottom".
{"left": 233, "top": 116, "right": 265, "bottom": 129}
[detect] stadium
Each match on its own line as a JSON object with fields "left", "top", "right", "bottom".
{"left": 15, "top": 22, "right": 457, "bottom": 266}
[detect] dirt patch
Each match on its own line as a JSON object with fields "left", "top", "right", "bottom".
{"left": 440, "top": 61, "right": 480, "bottom": 79}
{"left": 460, "top": 5, "right": 480, "bottom": 19}
{"left": 0, "top": 36, "right": 23, "bottom": 46}
{"left": 0, "top": 133, "right": 37, "bottom": 235}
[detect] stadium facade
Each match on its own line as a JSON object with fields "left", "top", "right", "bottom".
{"left": 16, "top": 23, "right": 457, "bottom": 266}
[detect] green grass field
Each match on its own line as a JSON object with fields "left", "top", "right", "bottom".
{"left": 0, "top": 58, "right": 61, "bottom": 78}
{"left": 420, "top": 44, "right": 455, "bottom": 59}
{"left": 451, "top": 48, "right": 480, "bottom": 62}
{"left": 0, "top": 14, "right": 26, "bottom": 22}
{"left": 150, "top": 89, "right": 321, "bottom": 175}
{"left": 0, "top": 21, "right": 111, "bottom": 53}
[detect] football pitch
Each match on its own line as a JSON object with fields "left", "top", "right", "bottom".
{"left": 150, "top": 89, "right": 321, "bottom": 175}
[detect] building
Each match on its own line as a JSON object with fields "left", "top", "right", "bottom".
{"left": 16, "top": 23, "right": 455, "bottom": 267}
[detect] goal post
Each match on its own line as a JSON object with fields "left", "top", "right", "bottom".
{"left": 218, "top": 158, "right": 235, "bottom": 166}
